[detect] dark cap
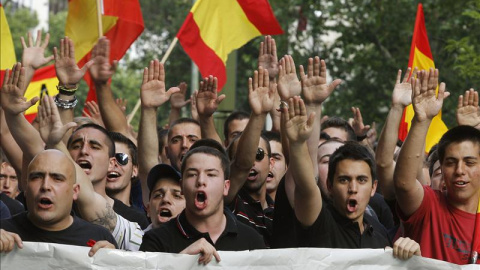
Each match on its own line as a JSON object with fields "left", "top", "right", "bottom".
{"left": 147, "top": 164, "right": 181, "bottom": 193}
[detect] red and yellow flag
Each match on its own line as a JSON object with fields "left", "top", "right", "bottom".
{"left": 398, "top": 3, "right": 448, "bottom": 152}
{"left": 0, "top": 3, "right": 17, "bottom": 82}
{"left": 66, "top": 0, "right": 144, "bottom": 102}
{"left": 177, "top": 0, "right": 283, "bottom": 90}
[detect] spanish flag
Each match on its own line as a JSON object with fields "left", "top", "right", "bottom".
{"left": 177, "top": 0, "right": 283, "bottom": 90}
{"left": 66, "top": 0, "right": 144, "bottom": 102}
{"left": 398, "top": 3, "right": 448, "bottom": 152}
{"left": 0, "top": 3, "right": 17, "bottom": 83}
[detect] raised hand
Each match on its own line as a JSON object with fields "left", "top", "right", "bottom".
{"left": 170, "top": 82, "right": 191, "bottom": 110}
{"left": 350, "top": 107, "right": 370, "bottom": 137}
{"left": 456, "top": 88, "right": 480, "bottom": 128}
{"left": 37, "top": 95, "right": 77, "bottom": 147}
{"left": 89, "top": 37, "right": 117, "bottom": 85}
{"left": 83, "top": 101, "right": 105, "bottom": 127}
{"left": 196, "top": 76, "right": 225, "bottom": 117}
{"left": 191, "top": 90, "right": 199, "bottom": 121}
{"left": 248, "top": 67, "right": 275, "bottom": 115}
{"left": 140, "top": 59, "right": 179, "bottom": 108}
{"left": 0, "top": 63, "right": 39, "bottom": 115}
{"left": 54, "top": 37, "right": 93, "bottom": 86}
{"left": 300, "top": 57, "right": 341, "bottom": 105}
{"left": 282, "top": 96, "right": 315, "bottom": 144}
{"left": 277, "top": 55, "right": 301, "bottom": 100}
{"left": 258, "top": 35, "right": 279, "bottom": 80}
{"left": 21, "top": 30, "right": 54, "bottom": 70}
{"left": 411, "top": 69, "right": 448, "bottom": 122}
{"left": 392, "top": 68, "right": 415, "bottom": 107}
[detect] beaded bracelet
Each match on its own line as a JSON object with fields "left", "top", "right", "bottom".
{"left": 56, "top": 84, "right": 78, "bottom": 96}
{"left": 54, "top": 94, "right": 78, "bottom": 109}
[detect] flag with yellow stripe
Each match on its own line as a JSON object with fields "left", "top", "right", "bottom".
{"left": 0, "top": 3, "right": 17, "bottom": 82}
{"left": 398, "top": 3, "right": 448, "bottom": 152}
{"left": 177, "top": 0, "right": 283, "bottom": 90}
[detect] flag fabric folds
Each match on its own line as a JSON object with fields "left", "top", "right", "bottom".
{"left": 398, "top": 3, "right": 448, "bottom": 152}
{"left": 177, "top": 0, "right": 283, "bottom": 90}
{"left": 66, "top": 0, "right": 144, "bottom": 102}
{"left": 0, "top": 3, "right": 17, "bottom": 83}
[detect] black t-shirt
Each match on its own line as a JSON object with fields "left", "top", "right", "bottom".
{"left": 0, "top": 212, "right": 118, "bottom": 248}
{"left": 140, "top": 209, "right": 266, "bottom": 252}
{"left": 228, "top": 188, "right": 274, "bottom": 247}
{"left": 1, "top": 193, "right": 25, "bottom": 216}
{"left": 297, "top": 201, "right": 392, "bottom": 249}
{"left": 369, "top": 193, "right": 394, "bottom": 230}
{"left": 112, "top": 198, "right": 149, "bottom": 229}
{"left": 271, "top": 177, "right": 298, "bottom": 248}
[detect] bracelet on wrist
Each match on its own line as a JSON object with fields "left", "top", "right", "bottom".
{"left": 57, "top": 84, "right": 78, "bottom": 94}
{"left": 54, "top": 94, "right": 78, "bottom": 109}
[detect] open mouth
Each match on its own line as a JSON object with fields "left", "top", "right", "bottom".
{"left": 78, "top": 160, "right": 92, "bottom": 170}
{"left": 38, "top": 197, "right": 53, "bottom": 209}
{"left": 159, "top": 209, "right": 172, "bottom": 217}
{"left": 107, "top": 171, "right": 121, "bottom": 179}
{"left": 247, "top": 169, "right": 258, "bottom": 180}
{"left": 454, "top": 181, "right": 468, "bottom": 187}
{"left": 195, "top": 191, "right": 207, "bottom": 210}
{"left": 347, "top": 199, "right": 358, "bottom": 213}
{"left": 266, "top": 171, "right": 274, "bottom": 181}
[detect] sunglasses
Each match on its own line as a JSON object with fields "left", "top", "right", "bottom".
{"left": 115, "top": 153, "right": 129, "bottom": 166}
{"left": 255, "top": 148, "right": 268, "bottom": 161}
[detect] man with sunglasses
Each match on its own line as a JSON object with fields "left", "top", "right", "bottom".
{"left": 106, "top": 132, "right": 149, "bottom": 229}
{"left": 225, "top": 67, "right": 275, "bottom": 246}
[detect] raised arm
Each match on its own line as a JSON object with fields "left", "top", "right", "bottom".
{"left": 456, "top": 88, "right": 480, "bottom": 129}
{"left": 282, "top": 96, "right": 319, "bottom": 226}
{"left": 21, "top": 30, "right": 54, "bottom": 93}
{"left": 137, "top": 60, "right": 179, "bottom": 205}
{"left": 376, "top": 69, "right": 413, "bottom": 200}
{"left": 168, "top": 82, "right": 191, "bottom": 126}
{"left": 196, "top": 76, "right": 225, "bottom": 144}
{"left": 0, "top": 108, "right": 23, "bottom": 175}
{"left": 0, "top": 63, "right": 42, "bottom": 191}
{"left": 394, "top": 69, "right": 448, "bottom": 217}
{"left": 226, "top": 67, "right": 275, "bottom": 204}
{"left": 53, "top": 36, "right": 93, "bottom": 143}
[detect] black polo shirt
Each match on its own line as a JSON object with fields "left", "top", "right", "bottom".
{"left": 271, "top": 177, "right": 297, "bottom": 248}
{"left": 139, "top": 208, "right": 266, "bottom": 252}
{"left": 297, "top": 201, "right": 392, "bottom": 248}
{"left": 228, "top": 188, "right": 274, "bottom": 246}
{"left": 112, "top": 198, "right": 149, "bottom": 229}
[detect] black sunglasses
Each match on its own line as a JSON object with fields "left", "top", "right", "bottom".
{"left": 255, "top": 148, "right": 268, "bottom": 161}
{"left": 115, "top": 153, "right": 129, "bottom": 166}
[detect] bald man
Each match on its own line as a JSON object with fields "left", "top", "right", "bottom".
{"left": 0, "top": 150, "right": 117, "bottom": 255}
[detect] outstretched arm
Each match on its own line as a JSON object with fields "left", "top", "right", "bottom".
{"left": 282, "top": 96, "right": 319, "bottom": 226}
{"left": 168, "top": 82, "right": 190, "bottom": 126}
{"left": 394, "top": 69, "right": 448, "bottom": 217}
{"left": 196, "top": 76, "right": 225, "bottom": 144}
{"left": 226, "top": 67, "right": 275, "bottom": 204}
{"left": 137, "top": 60, "right": 179, "bottom": 206}
{"left": 376, "top": 68, "right": 413, "bottom": 200}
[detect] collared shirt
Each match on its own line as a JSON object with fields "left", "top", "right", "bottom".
{"left": 228, "top": 188, "right": 274, "bottom": 246}
{"left": 297, "top": 201, "right": 391, "bottom": 249}
{"left": 139, "top": 208, "right": 266, "bottom": 252}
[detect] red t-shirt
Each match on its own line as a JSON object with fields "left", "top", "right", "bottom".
{"left": 399, "top": 186, "right": 476, "bottom": 264}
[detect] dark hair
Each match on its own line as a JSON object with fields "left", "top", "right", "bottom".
{"left": 157, "top": 127, "right": 169, "bottom": 155}
{"left": 428, "top": 147, "right": 439, "bottom": 177}
{"left": 437, "top": 125, "right": 480, "bottom": 164}
{"left": 327, "top": 141, "right": 376, "bottom": 187}
{"left": 318, "top": 137, "right": 345, "bottom": 149}
{"left": 168, "top": 118, "right": 200, "bottom": 140}
{"left": 226, "top": 133, "right": 271, "bottom": 162}
{"left": 67, "top": 123, "right": 115, "bottom": 157}
{"left": 263, "top": 130, "right": 281, "bottom": 143}
{"left": 108, "top": 132, "right": 138, "bottom": 166}
{"left": 223, "top": 111, "right": 249, "bottom": 140}
{"left": 181, "top": 139, "right": 230, "bottom": 180}
{"left": 321, "top": 117, "right": 356, "bottom": 141}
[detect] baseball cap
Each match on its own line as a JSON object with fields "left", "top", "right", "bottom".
{"left": 147, "top": 164, "right": 181, "bottom": 193}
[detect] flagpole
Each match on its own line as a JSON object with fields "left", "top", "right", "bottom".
{"left": 96, "top": 0, "right": 103, "bottom": 37}
{"left": 127, "top": 37, "right": 179, "bottom": 124}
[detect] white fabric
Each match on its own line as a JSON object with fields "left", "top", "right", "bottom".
{"left": 112, "top": 214, "right": 144, "bottom": 251}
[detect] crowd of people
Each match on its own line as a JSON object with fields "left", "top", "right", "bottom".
{"left": 0, "top": 31, "right": 479, "bottom": 266}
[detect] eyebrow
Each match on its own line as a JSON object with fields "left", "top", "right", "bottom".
{"left": 28, "top": 171, "right": 45, "bottom": 179}
{"left": 70, "top": 138, "right": 103, "bottom": 147}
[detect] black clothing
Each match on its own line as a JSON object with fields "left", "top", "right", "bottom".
{"left": 228, "top": 188, "right": 274, "bottom": 246}
{"left": 0, "top": 201, "right": 11, "bottom": 219}
{"left": 0, "top": 212, "right": 118, "bottom": 248}
{"left": 112, "top": 198, "right": 149, "bottom": 229}
{"left": 297, "top": 201, "right": 391, "bottom": 249}
{"left": 1, "top": 193, "right": 24, "bottom": 216}
{"left": 140, "top": 209, "right": 265, "bottom": 252}
{"left": 369, "top": 193, "right": 395, "bottom": 230}
{"left": 271, "top": 177, "right": 297, "bottom": 248}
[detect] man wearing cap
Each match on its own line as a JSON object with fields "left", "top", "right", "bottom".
{"left": 144, "top": 164, "right": 185, "bottom": 231}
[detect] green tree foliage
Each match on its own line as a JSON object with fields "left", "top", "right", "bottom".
{"left": 6, "top": 6, "right": 38, "bottom": 59}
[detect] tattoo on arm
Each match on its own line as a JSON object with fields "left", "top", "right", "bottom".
{"left": 92, "top": 201, "right": 117, "bottom": 233}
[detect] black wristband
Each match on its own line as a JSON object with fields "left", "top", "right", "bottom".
{"left": 59, "top": 88, "right": 76, "bottom": 96}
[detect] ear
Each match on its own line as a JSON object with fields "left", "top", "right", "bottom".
{"left": 72, "top": 183, "right": 80, "bottom": 201}
{"left": 132, "top": 165, "right": 138, "bottom": 178}
{"left": 223, "top": 180, "right": 230, "bottom": 196}
{"left": 370, "top": 179, "right": 378, "bottom": 197}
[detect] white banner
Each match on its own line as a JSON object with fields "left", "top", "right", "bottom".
{"left": 1, "top": 242, "right": 477, "bottom": 270}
